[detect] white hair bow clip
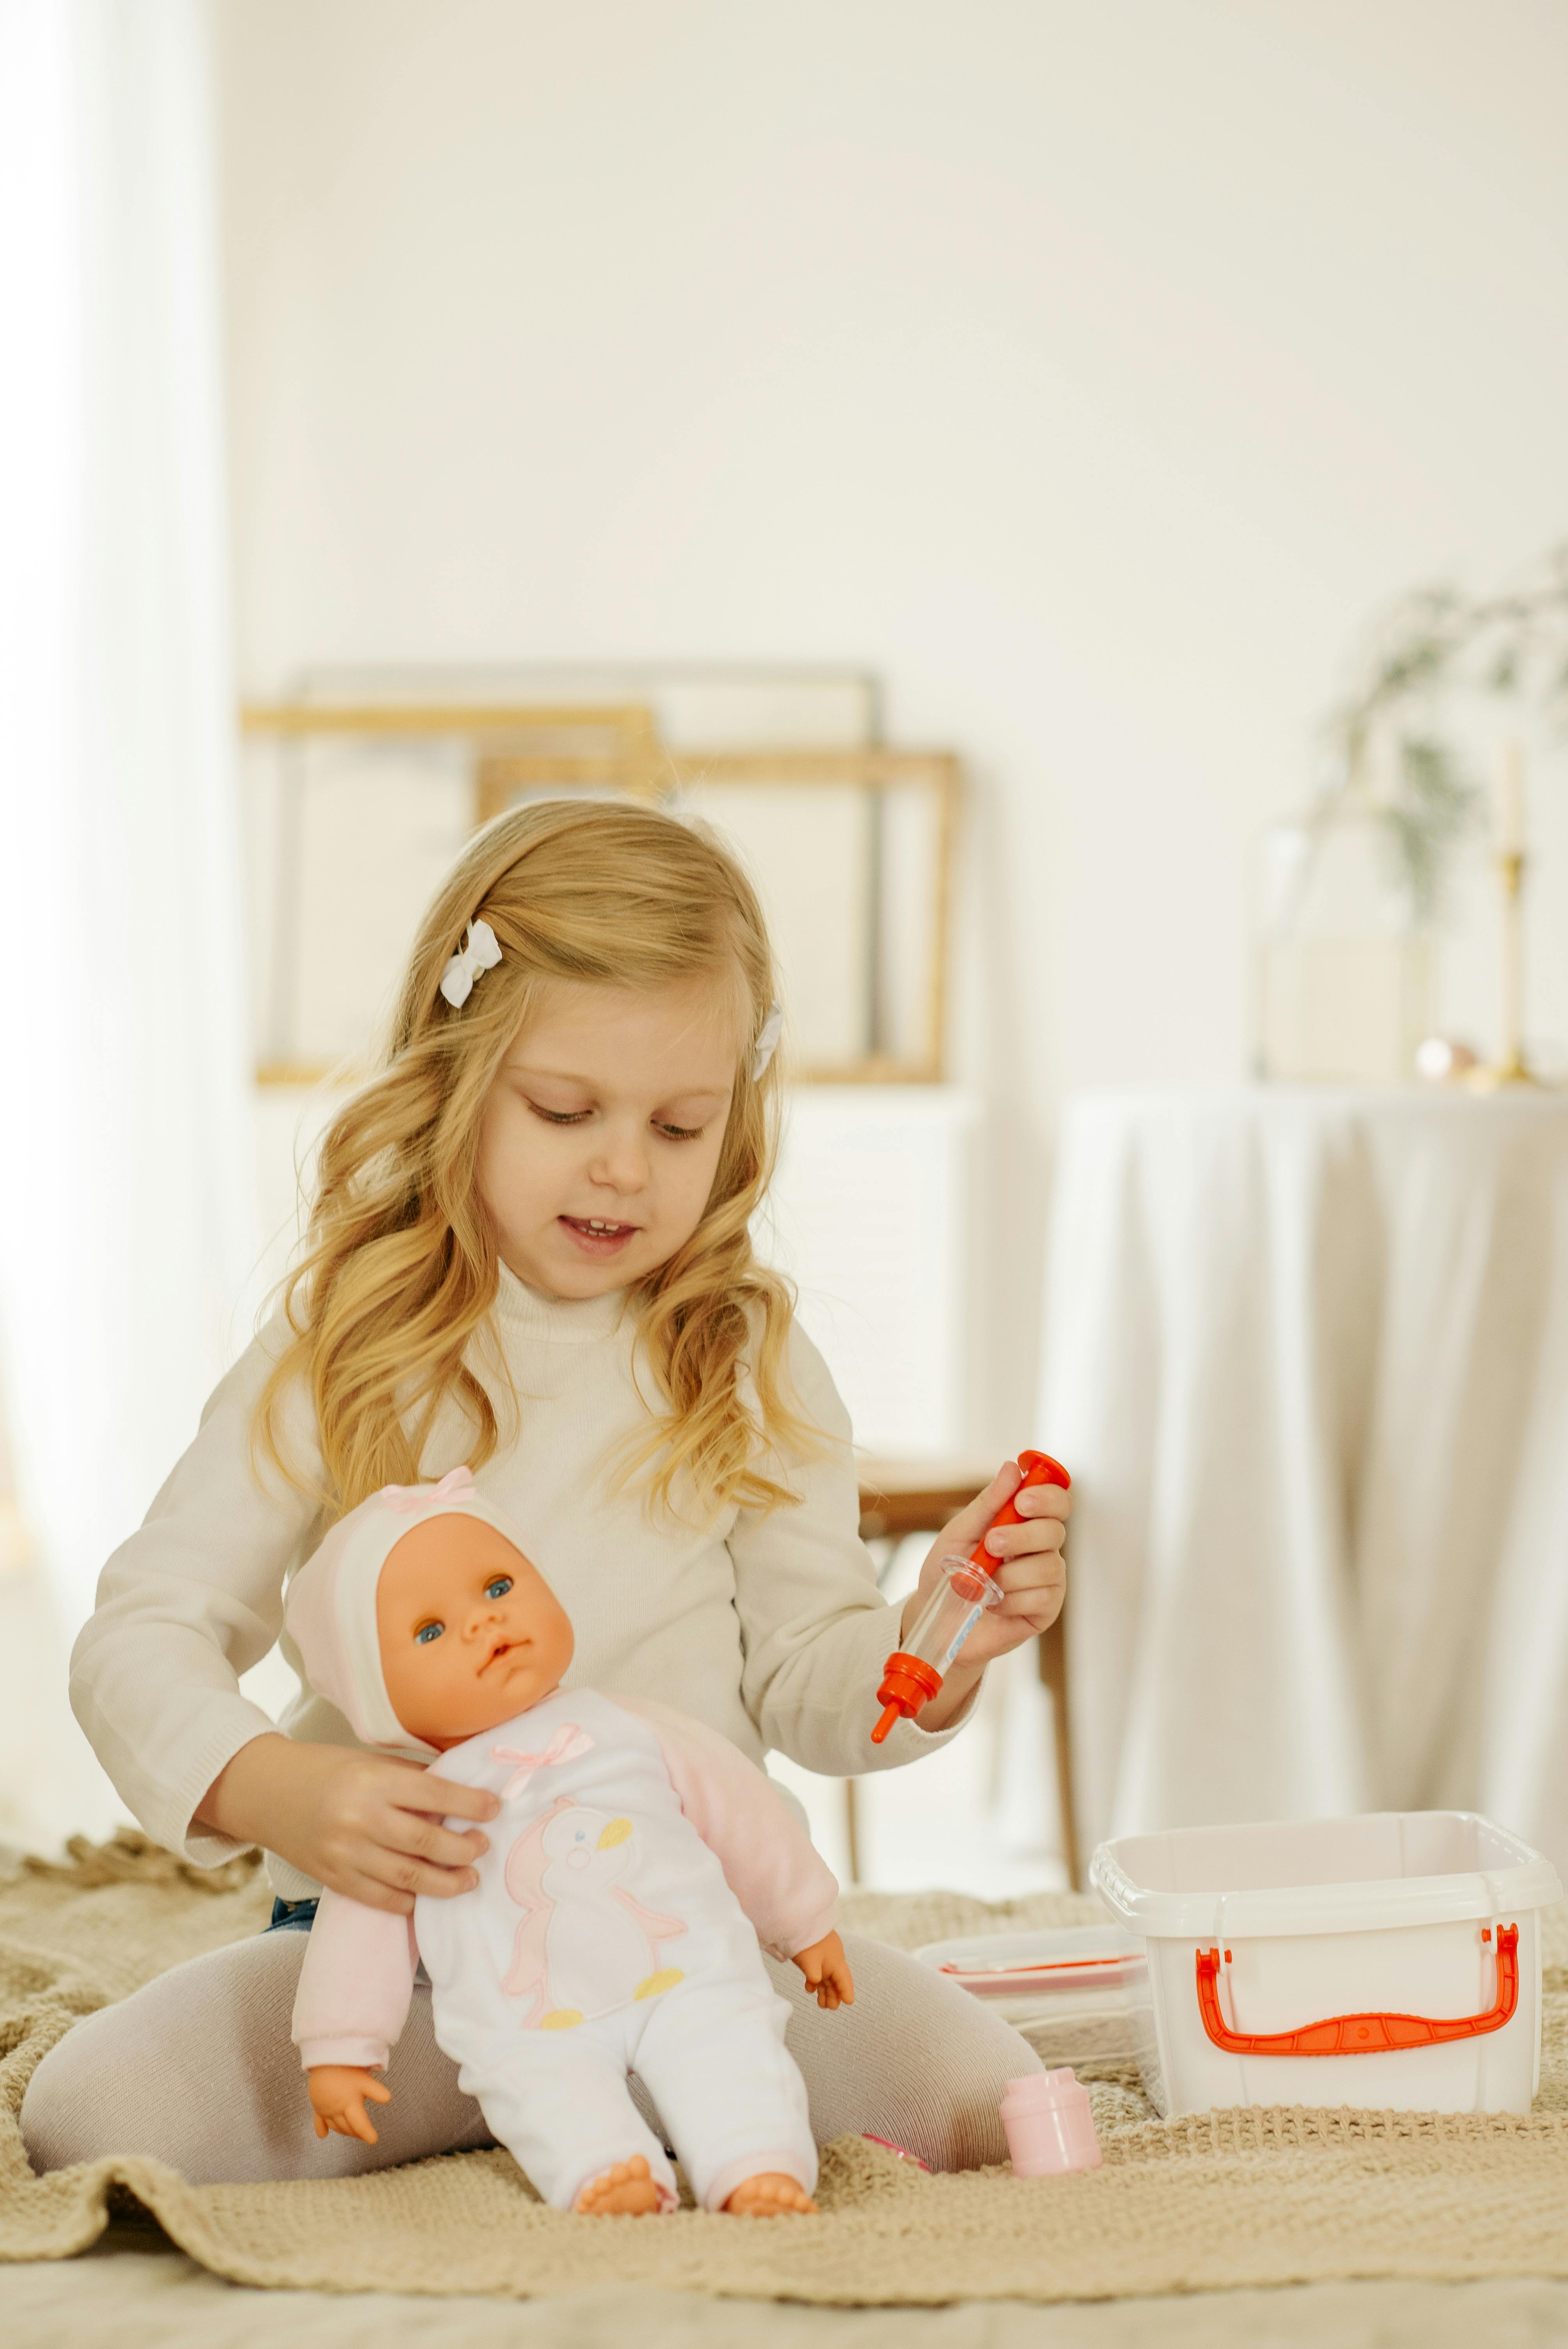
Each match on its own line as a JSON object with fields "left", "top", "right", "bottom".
{"left": 439, "top": 918, "right": 503, "bottom": 1009}
{"left": 752, "top": 1000, "right": 783, "bottom": 1081}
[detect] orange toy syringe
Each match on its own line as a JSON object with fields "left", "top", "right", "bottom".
{"left": 870, "top": 1449, "right": 1071, "bottom": 1743}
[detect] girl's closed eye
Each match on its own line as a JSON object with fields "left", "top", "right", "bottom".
{"left": 414, "top": 1620, "right": 444, "bottom": 1646}
{"left": 527, "top": 1096, "right": 706, "bottom": 1142}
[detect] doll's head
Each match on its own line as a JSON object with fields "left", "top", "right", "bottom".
{"left": 285, "top": 1467, "right": 572, "bottom": 1754}
{"left": 375, "top": 1510, "right": 572, "bottom": 1749}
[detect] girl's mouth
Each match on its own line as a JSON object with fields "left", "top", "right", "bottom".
{"left": 559, "top": 1215, "right": 640, "bottom": 1258}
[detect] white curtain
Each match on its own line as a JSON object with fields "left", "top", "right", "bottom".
{"left": 0, "top": 0, "right": 254, "bottom": 1848}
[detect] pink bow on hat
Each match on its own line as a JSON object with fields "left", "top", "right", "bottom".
{"left": 492, "top": 1724, "right": 595, "bottom": 1800}
{"left": 380, "top": 1466, "right": 476, "bottom": 1514}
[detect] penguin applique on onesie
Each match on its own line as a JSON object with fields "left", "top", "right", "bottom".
{"left": 285, "top": 1470, "right": 850, "bottom": 2217}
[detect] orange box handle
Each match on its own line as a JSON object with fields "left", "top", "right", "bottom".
{"left": 1194, "top": 1924, "right": 1519, "bottom": 2056}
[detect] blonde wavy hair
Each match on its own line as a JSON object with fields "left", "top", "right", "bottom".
{"left": 254, "top": 798, "right": 816, "bottom": 1522}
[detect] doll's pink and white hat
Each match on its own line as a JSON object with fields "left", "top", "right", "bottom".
{"left": 284, "top": 1467, "right": 533, "bottom": 1754}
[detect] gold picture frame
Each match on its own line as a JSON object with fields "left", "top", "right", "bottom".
{"left": 241, "top": 700, "right": 959, "bottom": 1087}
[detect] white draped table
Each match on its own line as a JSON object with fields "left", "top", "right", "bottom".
{"left": 1037, "top": 1088, "right": 1568, "bottom": 1875}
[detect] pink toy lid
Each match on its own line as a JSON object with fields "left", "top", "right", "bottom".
{"left": 1000, "top": 2066, "right": 1092, "bottom": 2116}
{"left": 861, "top": 2133, "right": 933, "bottom": 2172}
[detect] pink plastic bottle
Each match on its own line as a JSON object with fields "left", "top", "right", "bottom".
{"left": 1000, "top": 2069, "right": 1103, "bottom": 2176}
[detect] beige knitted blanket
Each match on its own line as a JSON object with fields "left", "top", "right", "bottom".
{"left": 5, "top": 1834, "right": 1568, "bottom": 2303}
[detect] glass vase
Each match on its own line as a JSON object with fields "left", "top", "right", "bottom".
{"left": 1255, "top": 783, "right": 1433, "bottom": 1084}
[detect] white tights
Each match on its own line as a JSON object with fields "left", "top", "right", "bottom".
{"left": 21, "top": 1925, "right": 1035, "bottom": 2187}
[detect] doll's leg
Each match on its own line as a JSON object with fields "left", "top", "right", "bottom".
{"left": 632, "top": 1973, "right": 816, "bottom": 2213}
{"left": 760, "top": 1931, "right": 1038, "bottom": 2171}
{"left": 445, "top": 2016, "right": 677, "bottom": 2213}
{"left": 21, "top": 1926, "right": 492, "bottom": 2184}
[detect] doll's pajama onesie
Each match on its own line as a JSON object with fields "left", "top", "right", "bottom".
{"left": 292, "top": 1689, "right": 836, "bottom": 2212}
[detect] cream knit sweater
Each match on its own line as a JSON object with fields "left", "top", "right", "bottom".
{"left": 70, "top": 1267, "right": 966, "bottom": 1899}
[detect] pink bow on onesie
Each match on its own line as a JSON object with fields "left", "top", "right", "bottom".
{"left": 492, "top": 1723, "right": 596, "bottom": 1799}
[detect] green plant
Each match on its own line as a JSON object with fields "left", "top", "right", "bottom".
{"left": 1323, "top": 544, "right": 1568, "bottom": 920}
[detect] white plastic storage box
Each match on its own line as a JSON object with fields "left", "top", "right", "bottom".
{"left": 1090, "top": 1812, "right": 1561, "bottom": 2118}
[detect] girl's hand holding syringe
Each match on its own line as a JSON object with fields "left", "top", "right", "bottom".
{"left": 890, "top": 1458, "right": 1071, "bottom": 1734}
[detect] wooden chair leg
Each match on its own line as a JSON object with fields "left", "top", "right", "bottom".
{"left": 1038, "top": 1613, "right": 1081, "bottom": 1891}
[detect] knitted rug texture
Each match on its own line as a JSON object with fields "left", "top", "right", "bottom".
{"left": 5, "top": 1833, "right": 1568, "bottom": 2304}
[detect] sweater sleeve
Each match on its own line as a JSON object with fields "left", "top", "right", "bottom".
{"left": 292, "top": 1889, "right": 419, "bottom": 2071}
{"left": 68, "top": 1319, "right": 324, "bottom": 1867}
{"left": 615, "top": 1695, "right": 839, "bottom": 1958}
{"left": 726, "top": 1324, "right": 980, "bottom": 1779}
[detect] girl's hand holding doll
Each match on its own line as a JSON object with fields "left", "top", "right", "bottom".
{"left": 905, "top": 1460, "right": 1070, "bottom": 1732}
{"left": 199, "top": 1735, "right": 499, "bottom": 1915}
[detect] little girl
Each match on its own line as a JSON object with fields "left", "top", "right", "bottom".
{"left": 23, "top": 798, "right": 1069, "bottom": 2185}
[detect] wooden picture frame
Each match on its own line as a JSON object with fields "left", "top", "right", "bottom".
{"left": 241, "top": 698, "right": 959, "bottom": 1087}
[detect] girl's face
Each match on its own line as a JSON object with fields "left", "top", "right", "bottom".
{"left": 476, "top": 976, "right": 741, "bottom": 1300}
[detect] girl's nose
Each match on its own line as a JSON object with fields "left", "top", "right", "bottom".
{"left": 590, "top": 1131, "right": 650, "bottom": 1193}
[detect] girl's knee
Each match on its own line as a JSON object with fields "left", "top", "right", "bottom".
{"left": 783, "top": 1932, "right": 1038, "bottom": 2171}
{"left": 21, "top": 1929, "right": 311, "bottom": 2180}
{"left": 20, "top": 2027, "right": 94, "bottom": 2174}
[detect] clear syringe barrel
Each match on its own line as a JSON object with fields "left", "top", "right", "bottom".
{"left": 871, "top": 1448, "right": 1071, "bottom": 1743}
{"left": 900, "top": 1555, "right": 1004, "bottom": 1678}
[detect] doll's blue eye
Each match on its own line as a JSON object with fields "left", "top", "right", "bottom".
{"left": 415, "top": 1622, "right": 444, "bottom": 1645}
{"left": 485, "top": 1577, "right": 513, "bottom": 1600}
{"left": 574, "top": 1830, "right": 585, "bottom": 1842}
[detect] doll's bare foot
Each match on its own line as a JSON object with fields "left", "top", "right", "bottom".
{"left": 575, "top": 2155, "right": 663, "bottom": 2215}
{"left": 723, "top": 2171, "right": 817, "bottom": 2216}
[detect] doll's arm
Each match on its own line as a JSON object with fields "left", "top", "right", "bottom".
{"left": 306, "top": 2064, "right": 393, "bottom": 2144}
{"left": 615, "top": 1695, "right": 839, "bottom": 1961}
{"left": 792, "top": 1930, "right": 855, "bottom": 2010}
{"left": 291, "top": 1887, "right": 419, "bottom": 2072}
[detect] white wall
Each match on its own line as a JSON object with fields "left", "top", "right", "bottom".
{"left": 210, "top": 0, "right": 1568, "bottom": 1437}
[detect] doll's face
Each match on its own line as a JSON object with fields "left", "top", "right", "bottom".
{"left": 376, "top": 1514, "right": 574, "bottom": 1749}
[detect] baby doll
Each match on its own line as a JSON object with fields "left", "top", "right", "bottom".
{"left": 284, "top": 1468, "right": 853, "bottom": 2217}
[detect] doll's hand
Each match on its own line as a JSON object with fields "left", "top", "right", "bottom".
{"left": 307, "top": 2064, "right": 392, "bottom": 2145}
{"left": 793, "top": 1931, "right": 855, "bottom": 2010}
{"left": 899, "top": 1461, "right": 1070, "bottom": 1729}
